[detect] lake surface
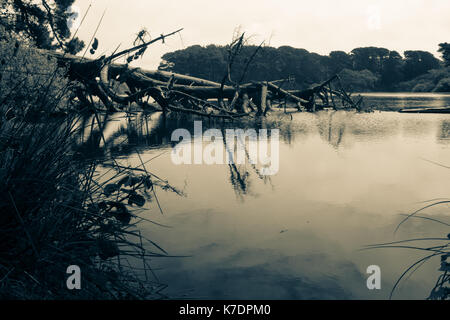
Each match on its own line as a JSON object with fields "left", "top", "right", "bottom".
{"left": 360, "top": 92, "right": 450, "bottom": 111}
{"left": 99, "top": 93, "right": 450, "bottom": 299}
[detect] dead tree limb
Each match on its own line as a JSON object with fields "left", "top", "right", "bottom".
{"left": 34, "top": 30, "right": 363, "bottom": 117}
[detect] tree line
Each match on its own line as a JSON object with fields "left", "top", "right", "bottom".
{"left": 1, "top": 2, "right": 449, "bottom": 93}
{"left": 161, "top": 43, "right": 450, "bottom": 93}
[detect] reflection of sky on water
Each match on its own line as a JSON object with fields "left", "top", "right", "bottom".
{"left": 78, "top": 94, "right": 450, "bottom": 299}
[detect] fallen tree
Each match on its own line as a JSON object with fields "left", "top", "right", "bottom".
{"left": 41, "top": 29, "right": 366, "bottom": 117}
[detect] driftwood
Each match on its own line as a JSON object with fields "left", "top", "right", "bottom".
{"left": 40, "top": 29, "right": 364, "bottom": 117}
{"left": 399, "top": 107, "right": 450, "bottom": 114}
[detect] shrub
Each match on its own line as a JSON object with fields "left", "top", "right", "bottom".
{"left": 433, "top": 77, "right": 450, "bottom": 92}
{"left": 338, "top": 68, "right": 378, "bottom": 92}
{"left": 0, "top": 39, "right": 174, "bottom": 299}
{"left": 412, "top": 80, "right": 435, "bottom": 92}
{"left": 396, "top": 67, "right": 450, "bottom": 92}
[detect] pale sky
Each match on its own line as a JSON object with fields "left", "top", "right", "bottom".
{"left": 72, "top": 0, "right": 450, "bottom": 69}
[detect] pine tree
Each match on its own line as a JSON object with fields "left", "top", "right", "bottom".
{"left": 438, "top": 43, "right": 450, "bottom": 67}
{"left": 0, "top": 0, "right": 85, "bottom": 54}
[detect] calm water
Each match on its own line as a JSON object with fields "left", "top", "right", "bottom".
{"left": 98, "top": 93, "right": 450, "bottom": 300}
{"left": 360, "top": 92, "right": 450, "bottom": 111}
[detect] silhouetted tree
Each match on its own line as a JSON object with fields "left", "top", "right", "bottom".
{"left": 403, "top": 50, "right": 441, "bottom": 80}
{"left": 350, "top": 47, "right": 390, "bottom": 74}
{"left": 327, "top": 51, "right": 352, "bottom": 74}
{"left": 380, "top": 51, "right": 404, "bottom": 89}
{"left": 0, "top": 0, "right": 85, "bottom": 54}
{"left": 438, "top": 42, "right": 450, "bottom": 67}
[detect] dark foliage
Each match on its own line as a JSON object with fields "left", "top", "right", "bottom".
{"left": 161, "top": 44, "right": 448, "bottom": 92}
{"left": 0, "top": 0, "right": 85, "bottom": 53}
{"left": 0, "top": 38, "right": 175, "bottom": 299}
{"left": 438, "top": 42, "right": 450, "bottom": 67}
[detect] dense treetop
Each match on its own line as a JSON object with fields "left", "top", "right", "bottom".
{"left": 161, "top": 43, "right": 450, "bottom": 92}
{"left": 0, "top": 0, "right": 84, "bottom": 54}
{"left": 438, "top": 42, "right": 450, "bottom": 67}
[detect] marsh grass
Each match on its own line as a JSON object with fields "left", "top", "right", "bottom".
{"left": 0, "top": 39, "right": 178, "bottom": 299}
{"left": 364, "top": 201, "right": 450, "bottom": 300}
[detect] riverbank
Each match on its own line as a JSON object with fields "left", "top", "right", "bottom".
{"left": 0, "top": 39, "right": 175, "bottom": 299}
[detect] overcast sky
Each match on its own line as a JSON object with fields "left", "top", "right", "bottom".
{"left": 72, "top": 0, "right": 450, "bottom": 69}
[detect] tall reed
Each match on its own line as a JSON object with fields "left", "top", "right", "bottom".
{"left": 0, "top": 38, "right": 176, "bottom": 299}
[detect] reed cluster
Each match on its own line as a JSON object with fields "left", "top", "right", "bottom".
{"left": 0, "top": 39, "right": 173, "bottom": 299}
